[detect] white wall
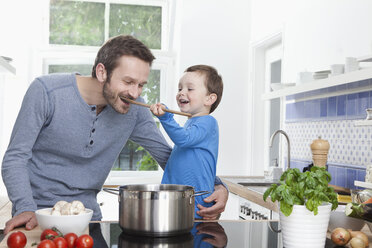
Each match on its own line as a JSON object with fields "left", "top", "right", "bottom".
{"left": 175, "top": 0, "right": 252, "bottom": 176}
{"left": 250, "top": 0, "right": 372, "bottom": 82}
{"left": 0, "top": 0, "right": 46, "bottom": 196}
{"left": 248, "top": 0, "right": 372, "bottom": 175}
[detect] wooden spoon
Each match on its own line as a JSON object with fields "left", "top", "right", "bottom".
{"left": 120, "top": 97, "right": 192, "bottom": 117}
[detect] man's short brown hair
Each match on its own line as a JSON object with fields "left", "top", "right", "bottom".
{"left": 185, "top": 65, "right": 223, "bottom": 113}
{"left": 92, "top": 35, "right": 155, "bottom": 80}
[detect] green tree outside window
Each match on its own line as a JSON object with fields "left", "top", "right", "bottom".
{"left": 50, "top": 1, "right": 105, "bottom": 46}
{"left": 109, "top": 4, "right": 162, "bottom": 49}
{"left": 49, "top": 1, "right": 162, "bottom": 50}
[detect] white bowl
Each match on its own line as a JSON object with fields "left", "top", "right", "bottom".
{"left": 35, "top": 208, "right": 93, "bottom": 235}
{"left": 328, "top": 205, "right": 365, "bottom": 232}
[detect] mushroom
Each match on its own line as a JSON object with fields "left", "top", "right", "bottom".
{"left": 51, "top": 200, "right": 86, "bottom": 215}
{"left": 51, "top": 200, "right": 68, "bottom": 215}
{"left": 70, "top": 200, "right": 85, "bottom": 215}
{"left": 61, "top": 202, "right": 72, "bottom": 215}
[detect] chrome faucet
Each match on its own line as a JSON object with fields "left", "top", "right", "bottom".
{"left": 269, "top": 130, "right": 290, "bottom": 171}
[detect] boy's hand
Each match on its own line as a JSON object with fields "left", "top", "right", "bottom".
{"left": 196, "top": 184, "right": 228, "bottom": 219}
{"left": 150, "top": 103, "right": 166, "bottom": 116}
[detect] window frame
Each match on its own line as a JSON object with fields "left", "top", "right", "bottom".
{"left": 38, "top": 0, "right": 176, "bottom": 181}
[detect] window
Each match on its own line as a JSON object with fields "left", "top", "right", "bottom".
{"left": 249, "top": 32, "right": 283, "bottom": 175}
{"left": 41, "top": 0, "right": 175, "bottom": 176}
{"left": 48, "top": 0, "right": 167, "bottom": 49}
{"left": 112, "top": 69, "right": 161, "bottom": 172}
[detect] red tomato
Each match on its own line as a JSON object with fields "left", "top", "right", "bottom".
{"left": 40, "top": 229, "right": 59, "bottom": 241}
{"left": 53, "top": 237, "right": 68, "bottom": 248}
{"left": 38, "top": 239, "right": 56, "bottom": 248}
{"left": 75, "top": 234, "right": 94, "bottom": 248}
{"left": 64, "top": 233, "right": 78, "bottom": 248}
{"left": 7, "top": 231, "right": 27, "bottom": 248}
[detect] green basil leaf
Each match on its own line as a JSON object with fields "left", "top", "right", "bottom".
{"left": 263, "top": 187, "right": 273, "bottom": 201}
{"left": 280, "top": 201, "right": 293, "bottom": 217}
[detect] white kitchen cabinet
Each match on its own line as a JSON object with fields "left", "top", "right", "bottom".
{"left": 97, "top": 189, "right": 119, "bottom": 221}
{"left": 262, "top": 67, "right": 372, "bottom": 101}
{"left": 219, "top": 192, "right": 278, "bottom": 221}
{"left": 354, "top": 119, "right": 372, "bottom": 126}
{"left": 220, "top": 192, "right": 240, "bottom": 220}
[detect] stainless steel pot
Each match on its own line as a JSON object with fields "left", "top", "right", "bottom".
{"left": 103, "top": 184, "right": 209, "bottom": 237}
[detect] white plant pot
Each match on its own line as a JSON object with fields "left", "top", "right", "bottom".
{"left": 280, "top": 203, "right": 331, "bottom": 248}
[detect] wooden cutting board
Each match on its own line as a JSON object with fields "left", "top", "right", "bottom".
{"left": 0, "top": 226, "right": 89, "bottom": 247}
{"left": 0, "top": 226, "right": 43, "bottom": 247}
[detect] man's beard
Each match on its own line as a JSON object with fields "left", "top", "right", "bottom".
{"left": 102, "top": 81, "right": 130, "bottom": 114}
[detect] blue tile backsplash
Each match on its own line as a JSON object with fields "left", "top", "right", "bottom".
{"left": 290, "top": 159, "right": 367, "bottom": 190}
{"left": 284, "top": 78, "right": 372, "bottom": 189}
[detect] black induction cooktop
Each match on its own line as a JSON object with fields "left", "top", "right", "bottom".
{"left": 89, "top": 220, "right": 337, "bottom": 248}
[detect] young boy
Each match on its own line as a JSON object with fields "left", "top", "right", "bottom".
{"left": 150, "top": 65, "right": 223, "bottom": 218}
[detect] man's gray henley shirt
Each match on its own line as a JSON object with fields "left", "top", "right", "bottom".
{"left": 1, "top": 73, "right": 172, "bottom": 220}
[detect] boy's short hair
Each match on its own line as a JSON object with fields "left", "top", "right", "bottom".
{"left": 185, "top": 65, "right": 223, "bottom": 113}
{"left": 92, "top": 35, "right": 155, "bottom": 81}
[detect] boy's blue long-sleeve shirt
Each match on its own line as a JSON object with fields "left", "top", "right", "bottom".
{"left": 158, "top": 112, "right": 219, "bottom": 218}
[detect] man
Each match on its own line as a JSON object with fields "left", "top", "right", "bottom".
{"left": 2, "top": 35, "right": 228, "bottom": 234}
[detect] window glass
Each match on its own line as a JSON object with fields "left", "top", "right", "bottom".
{"left": 112, "top": 69, "right": 161, "bottom": 171}
{"left": 49, "top": 1, "right": 105, "bottom": 46}
{"left": 109, "top": 4, "right": 162, "bottom": 49}
{"left": 49, "top": 64, "right": 93, "bottom": 76}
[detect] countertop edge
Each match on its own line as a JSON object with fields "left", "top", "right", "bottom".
{"left": 221, "top": 177, "right": 279, "bottom": 212}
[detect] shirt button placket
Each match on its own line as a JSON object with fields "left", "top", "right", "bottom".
{"left": 89, "top": 106, "right": 97, "bottom": 148}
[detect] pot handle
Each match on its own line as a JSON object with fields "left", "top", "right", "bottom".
{"left": 193, "top": 191, "right": 210, "bottom": 197}
{"left": 189, "top": 191, "right": 211, "bottom": 205}
{"left": 102, "top": 187, "right": 119, "bottom": 195}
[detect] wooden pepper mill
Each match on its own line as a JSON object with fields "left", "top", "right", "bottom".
{"left": 310, "top": 136, "right": 330, "bottom": 168}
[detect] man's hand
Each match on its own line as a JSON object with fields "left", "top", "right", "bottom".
{"left": 4, "top": 211, "right": 38, "bottom": 235}
{"left": 197, "top": 184, "right": 228, "bottom": 220}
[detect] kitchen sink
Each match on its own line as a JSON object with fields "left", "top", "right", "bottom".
{"left": 236, "top": 180, "right": 280, "bottom": 194}
{"left": 238, "top": 182, "right": 279, "bottom": 187}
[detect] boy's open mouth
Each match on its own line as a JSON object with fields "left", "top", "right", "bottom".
{"left": 179, "top": 99, "right": 189, "bottom": 104}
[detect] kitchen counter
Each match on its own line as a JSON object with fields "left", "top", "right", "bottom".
{"left": 221, "top": 176, "right": 279, "bottom": 212}
{"left": 220, "top": 176, "right": 353, "bottom": 213}
{"left": 2, "top": 177, "right": 372, "bottom": 247}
